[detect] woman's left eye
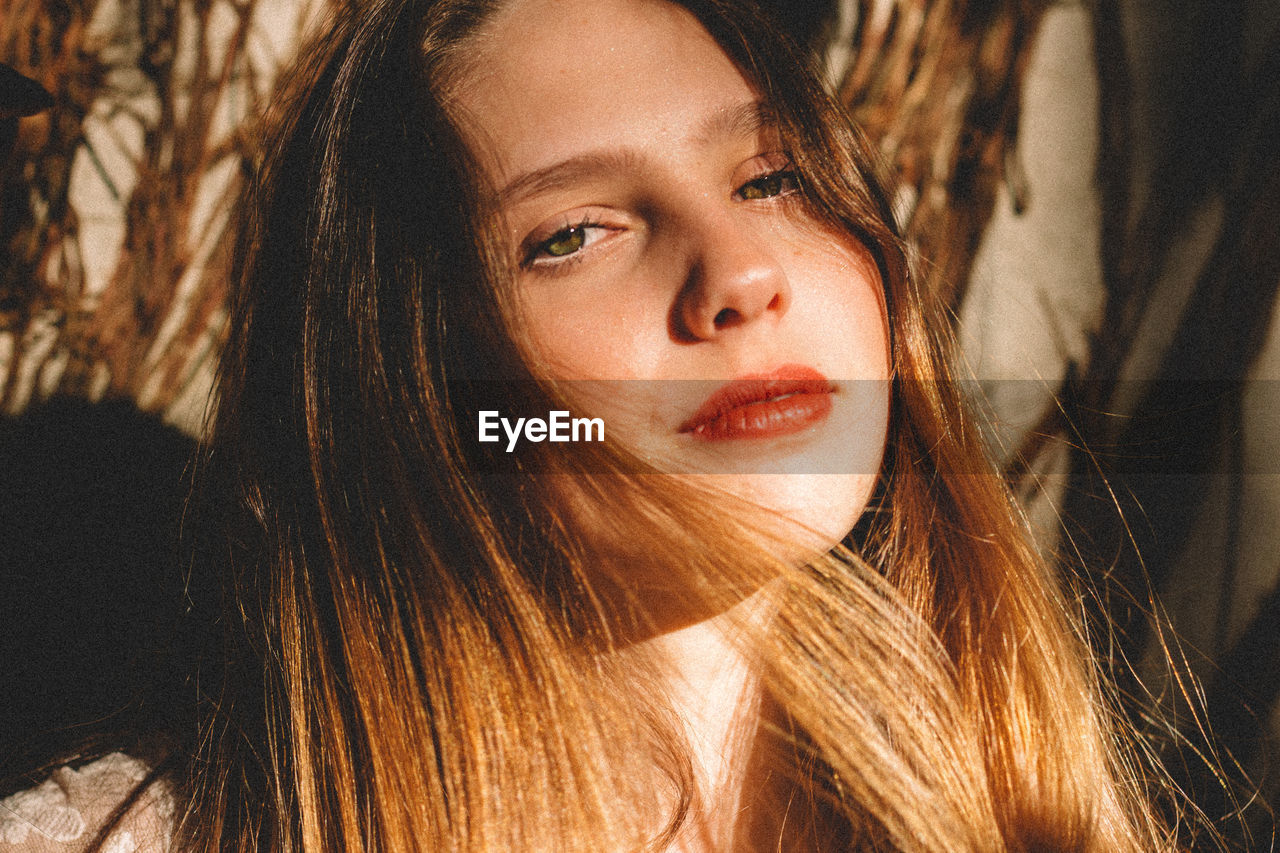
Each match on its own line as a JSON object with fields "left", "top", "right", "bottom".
{"left": 735, "top": 170, "right": 800, "bottom": 201}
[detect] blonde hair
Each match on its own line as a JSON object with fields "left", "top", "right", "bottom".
{"left": 178, "top": 0, "right": 1176, "bottom": 849}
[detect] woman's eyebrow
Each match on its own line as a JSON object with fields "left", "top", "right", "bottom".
{"left": 692, "top": 100, "right": 777, "bottom": 148}
{"left": 497, "top": 149, "right": 644, "bottom": 206}
{"left": 497, "top": 102, "right": 777, "bottom": 207}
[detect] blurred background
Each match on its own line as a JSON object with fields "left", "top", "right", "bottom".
{"left": 1, "top": 0, "right": 1278, "bottom": 846}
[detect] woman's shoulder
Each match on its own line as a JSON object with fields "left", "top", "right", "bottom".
{"left": 0, "top": 753, "right": 173, "bottom": 853}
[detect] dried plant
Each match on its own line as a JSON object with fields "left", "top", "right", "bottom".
{"left": 0, "top": 0, "right": 322, "bottom": 430}
{"left": 0, "top": 0, "right": 102, "bottom": 410}
{"left": 834, "top": 0, "right": 1048, "bottom": 309}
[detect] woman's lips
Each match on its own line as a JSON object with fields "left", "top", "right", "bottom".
{"left": 678, "top": 366, "right": 836, "bottom": 441}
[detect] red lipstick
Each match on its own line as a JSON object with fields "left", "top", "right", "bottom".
{"left": 679, "top": 365, "right": 835, "bottom": 441}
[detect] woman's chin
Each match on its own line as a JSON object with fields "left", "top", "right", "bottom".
{"left": 687, "top": 470, "right": 876, "bottom": 557}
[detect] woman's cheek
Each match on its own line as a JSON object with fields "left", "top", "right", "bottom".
{"left": 522, "top": 292, "right": 665, "bottom": 382}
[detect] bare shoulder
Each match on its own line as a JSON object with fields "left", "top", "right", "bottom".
{"left": 0, "top": 754, "right": 173, "bottom": 853}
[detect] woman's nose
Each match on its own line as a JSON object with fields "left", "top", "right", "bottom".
{"left": 675, "top": 215, "right": 791, "bottom": 342}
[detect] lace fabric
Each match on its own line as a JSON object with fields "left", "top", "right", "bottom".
{"left": 0, "top": 754, "right": 172, "bottom": 852}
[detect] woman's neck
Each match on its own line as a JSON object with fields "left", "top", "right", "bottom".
{"left": 638, "top": 596, "right": 767, "bottom": 852}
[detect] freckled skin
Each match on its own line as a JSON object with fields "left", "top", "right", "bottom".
{"left": 458, "top": 0, "right": 890, "bottom": 547}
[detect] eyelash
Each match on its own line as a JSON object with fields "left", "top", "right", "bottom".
{"left": 734, "top": 166, "right": 801, "bottom": 201}
{"left": 521, "top": 164, "right": 802, "bottom": 271}
{"left": 522, "top": 216, "right": 606, "bottom": 272}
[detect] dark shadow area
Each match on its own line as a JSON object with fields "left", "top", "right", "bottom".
{"left": 755, "top": 0, "right": 837, "bottom": 51}
{"left": 0, "top": 398, "right": 209, "bottom": 785}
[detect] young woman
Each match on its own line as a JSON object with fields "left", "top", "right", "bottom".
{"left": 1, "top": 0, "right": 1179, "bottom": 850}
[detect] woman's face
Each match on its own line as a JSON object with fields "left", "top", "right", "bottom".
{"left": 456, "top": 0, "right": 890, "bottom": 549}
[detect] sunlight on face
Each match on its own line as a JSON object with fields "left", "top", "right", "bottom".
{"left": 456, "top": 0, "right": 890, "bottom": 552}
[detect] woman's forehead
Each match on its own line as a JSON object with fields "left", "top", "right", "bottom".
{"left": 453, "top": 0, "right": 763, "bottom": 188}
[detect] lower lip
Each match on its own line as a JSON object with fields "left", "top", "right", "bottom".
{"left": 684, "top": 391, "right": 834, "bottom": 441}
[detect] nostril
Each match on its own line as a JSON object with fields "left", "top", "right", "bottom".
{"left": 713, "top": 307, "right": 738, "bottom": 328}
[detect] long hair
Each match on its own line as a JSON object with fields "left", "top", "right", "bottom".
{"left": 178, "top": 0, "right": 1175, "bottom": 849}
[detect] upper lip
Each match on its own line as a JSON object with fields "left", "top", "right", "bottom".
{"left": 678, "top": 365, "right": 836, "bottom": 434}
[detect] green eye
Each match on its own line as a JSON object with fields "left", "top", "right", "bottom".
{"left": 737, "top": 171, "right": 799, "bottom": 200}
{"left": 524, "top": 220, "right": 610, "bottom": 269}
{"left": 544, "top": 226, "right": 586, "bottom": 257}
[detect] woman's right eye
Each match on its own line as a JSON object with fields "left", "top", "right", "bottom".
{"left": 523, "top": 221, "right": 611, "bottom": 269}
{"left": 542, "top": 226, "right": 588, "bottom": 257}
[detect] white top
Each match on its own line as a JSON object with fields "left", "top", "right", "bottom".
{"left": 0, "top": 754, "right": 172, "bottom": 852}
